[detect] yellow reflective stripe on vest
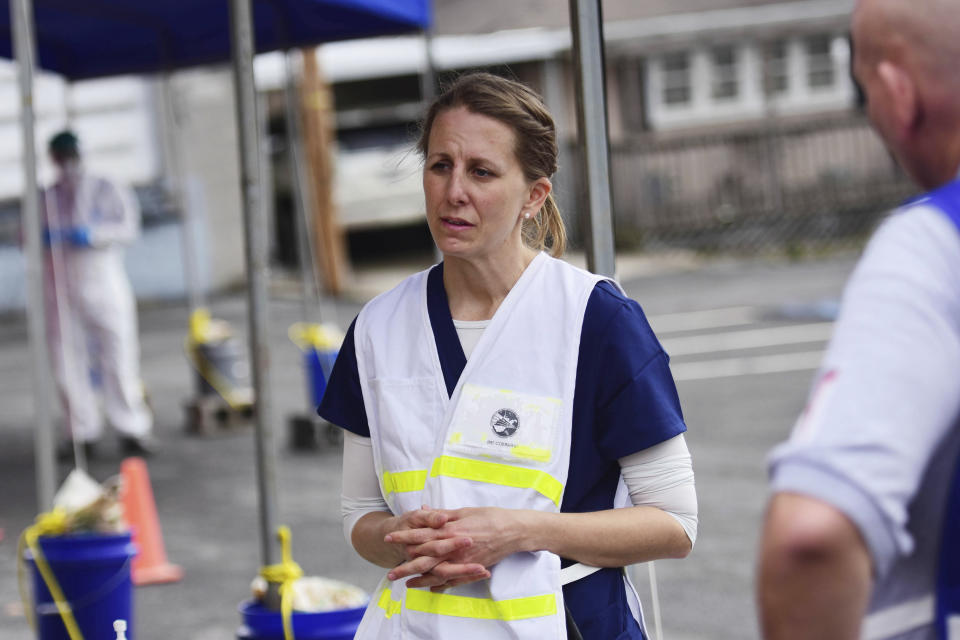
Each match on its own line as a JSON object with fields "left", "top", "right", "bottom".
{"left": 381, "top": 469, "right": 427, "bottom": 496}
{"left": 377, "top": 587, "right": 402, "bottom": 619}
{"left": 406, "top": 589, "right": 557, "bottom": 621}
{"left": 429, "top": 456, "right": 563, "bottom": 507}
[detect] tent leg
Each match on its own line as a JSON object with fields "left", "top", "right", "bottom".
{"left": 159, "top": 74, "right": 206, "bottom": 314}
{"left": 569, "top": 0, "right": 617, "bottom": 277}
{"left": 229, "top": 0, "right": 279, "bottom": 567}
{"left": 12, "top": 0, "right": 56, "bottom": 511}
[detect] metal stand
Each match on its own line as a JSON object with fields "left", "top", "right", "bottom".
{"left": 13, "top": 0, "right": 56, "bottom": 510}
{"left": 569, "top": 0, "right": 616, "bottom": 277}
{"left": 229, "top": 0, "right": 279, "bottom": 568}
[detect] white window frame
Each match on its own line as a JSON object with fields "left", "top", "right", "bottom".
{"left": 804, "top": 34, "right": 836, "bottom": 90}
{"left": 710, "top": 44, "right": 739, "bottom": 102}
{"left": 661, "top": 51, "right": 693, "bottom": 107}
{"left": 761, "top": 39, "right": 790, "bottom": 98}
{"left": 643, "top": 33, "right": 854, "bottom": 131}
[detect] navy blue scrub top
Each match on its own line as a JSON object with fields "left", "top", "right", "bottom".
{"left": 319, "top": 263, "right": 687, "bottom": 640}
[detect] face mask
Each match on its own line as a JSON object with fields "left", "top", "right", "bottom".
{"left": 58, "top": 159, "right": 82, "bottom": 182}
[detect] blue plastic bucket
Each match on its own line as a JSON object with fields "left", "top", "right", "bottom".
{"left": 25, "top": 532, "right": 137, "bottom": 640}
{"left": 236, "top": 600, "right": 365, "bottom": 640}
{"left": 305, "top": 348, "right": 338, "bottom": 408}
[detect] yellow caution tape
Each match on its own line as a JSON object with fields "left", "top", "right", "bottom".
{"left": 259, "top": 526, "right": 304, "bottom": 640}
{"left": 182, "top": 308, "right": 253, "bottom": 411}
{"left": 182, "top": 336, "right": 252, "bottom": 410}
{"left": 510, "top": 445, "right": 552, "bottom": 463}
{"left": 287, "top": 322, "right": 344, "bottom": 352}
{"left": 188, "top": 308, "right": 213, "bottom": 344}
{"left": 17, "top": 508, "right": 85, "bottom": 640}
{"left": 377, "top": 586, "right": 402, "bottom": 619}
{"left": 429, "top": 456, "right": 564, "bottom": 507}
{"left": 405, "top": 589, "right": 557, "bottom": 620}
{"left": 381, "top": 469, "right": 428, "bottom": 496}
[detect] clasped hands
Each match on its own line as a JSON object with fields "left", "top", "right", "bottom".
{"left": 383, "top": 506, "right": 526, "bottom": 592}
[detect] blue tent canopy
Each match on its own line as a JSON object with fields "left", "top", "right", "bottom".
{"left": 0, "top": 0, "right": 431, "bottom": 80}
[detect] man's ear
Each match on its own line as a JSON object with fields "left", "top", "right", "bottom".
{"left": 525, "top": 177, "right": 552, "bottom": 213}
{"left": 877, "top": 60, "right": 919, "bottom": 136}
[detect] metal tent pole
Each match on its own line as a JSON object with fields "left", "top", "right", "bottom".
{"left": 229, "top": 0, "right": 278, "bottom": 566}
{"left": 12, "top": 0, "right": 56, "bottom": 511}
{"left": 570, "top": 3, "right": 663, "bottom": 633}
{"left": 420, "top": 28, "right": 437, "bottom": 106}
{"left": 421, "top": 29, "right": 443, "bottom": 265}
{"left": 158, "top": 74, "right": 205, "bottom": 314}
{"left": 568, "top": 0, "right": 616, "bottom": 277}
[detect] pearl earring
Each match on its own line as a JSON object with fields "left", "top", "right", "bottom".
{"left": 523, "top": 212, "right": 531, "bottom": 219}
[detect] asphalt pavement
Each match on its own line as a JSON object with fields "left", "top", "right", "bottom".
{"left": 0, "top": 250, "right": 858, "bottom": 640}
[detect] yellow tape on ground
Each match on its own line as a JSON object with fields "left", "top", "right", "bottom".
{"left": 430, "top": 456, "right": 563, "bottom": 507}
{"left": 405, "top": 589, "right": 557, "bottom": 621}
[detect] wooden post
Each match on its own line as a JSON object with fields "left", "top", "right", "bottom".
{"left": 299, "top": 48, "right": 347, "bottom": 295}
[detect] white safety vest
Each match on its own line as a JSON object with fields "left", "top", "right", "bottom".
{"left": 353, "top": 252, "right": 606, "bottom": 639}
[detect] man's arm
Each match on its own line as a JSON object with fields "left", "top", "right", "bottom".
{"left": 757, "top": 492, "right": 873, "bottom": 640}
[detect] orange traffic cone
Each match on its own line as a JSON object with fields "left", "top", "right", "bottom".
{"left": 120, "top": 457, "right": 184, "bottom": 585}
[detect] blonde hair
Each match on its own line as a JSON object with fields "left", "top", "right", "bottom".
{"left": 417, "top": 72, "right": 567, "bottom": 257}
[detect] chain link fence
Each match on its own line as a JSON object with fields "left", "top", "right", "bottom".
{"left": 559, "top": 114, "right": 917, "bottom": 256}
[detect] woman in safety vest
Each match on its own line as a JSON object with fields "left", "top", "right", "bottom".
{"left": 319, "top": 72, "right": 698, "bottom": 639}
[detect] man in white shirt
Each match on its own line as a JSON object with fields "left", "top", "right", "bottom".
{"left": 757, "top": 1, "right": 960, "bottom": 637}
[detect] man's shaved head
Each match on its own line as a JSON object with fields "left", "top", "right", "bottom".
{"left": 853, "top": 0, "right": 960, "bottom": 95}
{"left": 852, "top": 0, "right": 960, "bottom": 188}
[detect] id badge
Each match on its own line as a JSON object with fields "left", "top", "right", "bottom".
{"left": 445, "top": 383, "right": 562, "bottom": 464}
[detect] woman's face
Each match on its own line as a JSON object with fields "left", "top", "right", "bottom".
{"left": 423, "top": 107, "right": 543, "bottom": 263}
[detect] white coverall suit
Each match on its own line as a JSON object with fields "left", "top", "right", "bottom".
{"left": 42, "top": 169, "right": 152, "bottom": 443}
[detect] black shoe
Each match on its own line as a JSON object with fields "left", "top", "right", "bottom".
{"left": 118, "top": 434, "right": 159, "bottom": 457}
{"left": 57, "top": 439, "right": 99, "bottom": 462}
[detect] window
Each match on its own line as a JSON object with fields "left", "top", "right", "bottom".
{"left": 710, "top": 45, "right": 739, "bottom": 100}
{"left": 806, "top": 35, "right": 835, "bottom": 89}
{"left": 762, "top": 40, "right": 789, "bottom": 96}
{"left": 662, "top": 52, "right": 691, "bottom": 106}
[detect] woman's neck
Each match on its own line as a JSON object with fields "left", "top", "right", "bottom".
{"left": 443, "top": 247, "right": 538, "bottom": 321}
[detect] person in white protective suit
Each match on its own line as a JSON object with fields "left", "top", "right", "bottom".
{"left": 318, "top": 74, "right": 698, "bottom": 639}
{"left": 41, "top": 130, "right": 155, "bottom": 458}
